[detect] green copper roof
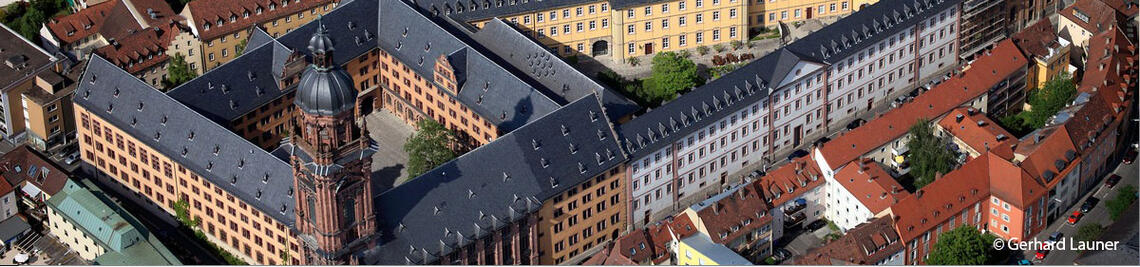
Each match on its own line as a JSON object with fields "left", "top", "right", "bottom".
{"left": 46, "top": 180, "right": 180, "bottom": 265}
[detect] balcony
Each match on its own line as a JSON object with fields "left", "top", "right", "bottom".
{"left": 783, "top": 212, "right": 806, "bottom": 228}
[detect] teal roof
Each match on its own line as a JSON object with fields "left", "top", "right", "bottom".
{"left": 47, "top": 180, "right": 180, "bottom": 265}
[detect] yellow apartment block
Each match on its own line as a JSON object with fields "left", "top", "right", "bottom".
{"left": 184, "top": 0, "right": 338, "bottom": 71}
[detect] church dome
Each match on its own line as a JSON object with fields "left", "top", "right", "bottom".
{"left": 295, "top": 66, "right": 356, "bottom": 116}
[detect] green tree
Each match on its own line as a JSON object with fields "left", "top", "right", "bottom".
{"left": 1107, "top": 184, "right": 1138, "bottom": 220}
{"left": 638, "top": 52, "right": 702, "bottom": 105}
{"left": 1076, "top": 223, "right": 1105, "bottom": 242}
{"left": 906, "top": 119, "right": 956, "bottom": 189}
{"left": 696, "top": 45, "right": 710, "bottom": 55}
{"left": 163, "top": 53, "right": 197, "bottom": 88}
{"left": 927, "top": 227, "right": 1002, "bottom": 265}
{"left": 403, "top": 119, "right": 458, "bottom": 179}
{"left": 997, "top": 73, "right": 1077, "bottom": 137}
{"left": 234, "top": 38, "right": 248, "bottom": 56}
{"left": 1, "top": 0, "right": 68, "bottom": 40}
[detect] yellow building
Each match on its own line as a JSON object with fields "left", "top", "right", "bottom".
{"left": 182, "top": 0, "right": 338, "bottom": 71}
{"left": 1011, "top": 20, "right": 1072, "bottom": 90}
{"left": 672, "top": 232, "right": 753, "bottom": 265}
{"left": 746, "top": 0, "right": 876, "bottom": 31}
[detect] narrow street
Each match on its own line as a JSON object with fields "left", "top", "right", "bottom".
{"left": 1023, "top": 159, "right": 1138, "bottom": 265}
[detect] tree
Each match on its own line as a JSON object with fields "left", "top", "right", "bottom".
{"left": 696, "top": 45, "right": 710, "bottom": 55}
{"left": 1, "top": 0, "right": 68, "bottom": 40}
{"left": 1076, "top": 223, "right": 1105, "bottom": 242}
{"left": 163, "top": 53, "right": 197, "bottom": 88}
{"left": 906, "top": 119, "right": 956, "bottom": 189}
{"left": 927, "top": 227, "right": 1002, "bottom": 265}
{"left": 1107, "top": 184, "right": 1137, "bottom": 220}
{"left": 234, "top": 38, "right": 248, "bottom": 56}
{"left": 638, "top": 52, "right": 702, "bottom": 104}
{"left": 403, "top": 119, "right": 458, "bottom": 179}
{"left": 997, "top": 73, "right": 1076, "bottom": 137}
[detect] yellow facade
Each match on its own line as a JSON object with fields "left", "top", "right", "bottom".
{"left": 536, "top": 165, "right": 628, "bottom": 265}
{"left": 1027, "top": 46, "right": 1071, "bottom": 90}
{"left": 198, "top": 3, "right": 337, "bottom": 71}
{"left": 76, "top": 107, "right": 301, "bottom": 265}
{"left": 747, "top": 0, "right": 874, "bottom": 30}
{"left": 673, "top": 232, "right": 751, "bottom": 265}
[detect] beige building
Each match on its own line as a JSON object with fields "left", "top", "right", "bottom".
{"left": 181, "top": 0, "right": 338, "bottom": 71}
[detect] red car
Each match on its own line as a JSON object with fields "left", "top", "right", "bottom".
{"left": 1035, "top": 250, "right": 1048, "bottom": 260}
{"left": 1124, "top": 150, "right": 1136, "bottom": 165}
{"left": 1067, "top": 211, "right": 1083, "bottom": 224}
{"left": 1106, "top": 174, "right": 1122, "bottom": 188}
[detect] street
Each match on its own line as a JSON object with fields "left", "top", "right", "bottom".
{"left": 1023, "top": 159, "right": 1138, "bottom": 265}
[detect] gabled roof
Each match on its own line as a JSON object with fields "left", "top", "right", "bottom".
{"left": 937, "top": 107, "right": 1014, "bottom": 155}
{"left": 819, "top": 39, "right": 1027, "bottom": 168}
{"left": 365, "top": 95, "right": 625, "bottom": 264}
{"left": 186, "top": 0, "right": 336, "bottom": 40}
{"left": 755, "top": 157, "right": 825, "bottom": 207}
{"left": 645, "top": 213, "right": 698, "bottom": 263}
{"left": 73, "top": 55, "right": 296, "bottom": 225}
{"left": 797, "top": 216, "right": 903, "bottom": 265}
{"left": 582, "top": 242, "right": 638, "bottom": 265}
{"left": 691, "top": 182, "right": 773, "bottom": 244}
{"left": 95, "top": 22, "right": 188, "bottom": 74}
{"left": 1016, "top": 125, "right": 1079, "bottom": 187}
{"left": 833, "top": 158, "right": 910, "bottom": 214}
{"left": 0, "top": 146, "right": 71, "bottom": 196}
{"left": 466, "top": 19, "right": 640, "bottom": 122}
{"left": 1060, "top": 0, "right": 1121, "bottom": 34}
{"left": 166, "top": 34, "right": 294, "bottom": 123}
{"left": 1010, "top": 20, "right": 1065, "bottom": 60}
{"left": 891, "top": 153, "right": 993, "bottom": 241}
{"left": 986, "top": 153, "right": 1045, "bottom": 208}
{"left": 615, "top": 228, "right": 654, "bottom": 263}
{"left": 46, "top": 0, "right": 174, "bottom": 44}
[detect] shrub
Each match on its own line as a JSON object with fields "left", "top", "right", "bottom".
{"left": 714, "top": 44, "right": 726, "bottom": 52}
{"left": 697, "top": 45, "right": 711, "bottom": 55}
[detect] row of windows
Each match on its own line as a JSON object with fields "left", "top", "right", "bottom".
{"left": 625, "top": 27, "right": 736, "bottom": 54}
{"left": 625, "top": 10, "right": 735, "bottom": 35}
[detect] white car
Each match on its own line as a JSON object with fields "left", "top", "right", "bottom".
{"left": 64, "top": 152, "right": 80, "bottom": 165}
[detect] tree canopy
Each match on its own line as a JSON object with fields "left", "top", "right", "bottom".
{"left": 403, "top": 119, "right": 458, "bottom": 179}
{"left": 927, "top": 227, "right": 1003, "bottom": 265}
{"left": 1, "top": 0, "right": 69, "bottom": 41}
{"left": 163, "top": 53, "right": 197, "bottom": 89}
{"left": 638, "top": 52, "right": 703, "bottom": 105}
{"left": 906, "top": 118, "right": 957, "bottom": 189}
{"left": 997, "top": 72, "right": 1076, "bottom": 136}
{"left": 1107, "top": 184, "right": 1137, "bottom": 220}
{"left": 1076, "top": 223, "right": 1105, "bottom": 242}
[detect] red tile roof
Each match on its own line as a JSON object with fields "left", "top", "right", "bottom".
{"left": 1098, "top": 0, "right": 1140, "bottom": 17}
{"left": 755, "top": 157, "right": 825, "bottom": 207}
{"left": 819, "top": 40, "right": 1028, "bottom": 168}
{"left": 797, "top": 216, "right": 904, "bottom": 265}
{"left": 694, "top": 183, "right": 774, "bottom": 244}
{"left": 1010, "top": 20, "right": 1063, "bottom": 60}
{"left": 986, "top": 153, "right": 1046, "bottom": 208}
{"left": 582, "top": 243, "right": 637, "bottom": 265}
{"left": 645, "top": 213, "right": 698, "bottom": 264}
{"left": 0, "top": 146, "right": 71, "bottom": 196}
{"left": 938, "top": 107, "right": 1015, "bottom": 156}
{"left": 1061, "top": 0, "right": 1121, "bottom": 34}
{"left": 833, "top": 158, "right": 910, "bottom": 214}
{"left": 0, "top": 174, "right": 11, "bottom": 197}
{"left": 891, "top": 153, "right": 993, "bottom": 241}
{"left": 1081, "top": 26, "right": 1136, "bottom": 110}
{"left": 186, "top": 0, "right": 336, "bottom": 41}
{"left": 94, "top": 22, "right": 188, "bottom": 74}
{"left": 1016, "top": 125, "right": 1079, "bottom": 187}
{"left": 46, "top": 0, "right": 177, "bottom": 44}
{"left": 613, "top": 228, "right": 654, "bottom": 263}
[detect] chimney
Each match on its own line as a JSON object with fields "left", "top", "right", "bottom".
{"left": 857, "top": 160, "right": 866, "bottom": 174}
{"left": 916, "top": 190, "right": 925, "bottom": 198}
{"left": 891, "top": 185, "right": 900, "bottom": 194}
{"left": 955, "top": 114, "right": 964, "bottom": 122}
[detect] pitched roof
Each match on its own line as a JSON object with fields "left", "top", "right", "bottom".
{"left": 73, "top": 55, "right": 296, "bottom": 225}
{"left": 166, "top": 34, "right": 294, "bottom": 122}
{"left": 645, "top": 213, "right": 698, "bottom": 263}
{"left": 1060, "top": 0, "right": 1121, "bottom": 34}
{"left": 1010, "top": 20, "right": 1065, "bottom": 60}
{"left": 465, "top": 19, "right": 640, "bottom": 122}
{"left": 937, "top": 107, "right": 1014, "bottom": 155}
{"left": 678, "top": 232, "right": 752, "bottom": 265}
{"left": 95, "top": 22, "right": 188, "bottom": 74}
{"left": 364, "top": 95, "right": 626, "bottom": 264}
{"left": 891, "top": 153, "right": 993, "bottom": 241}
{"left": 691, "top": 182, "right": 773, "bottom": 244}
{"left": 797, "top": 216, "right": 903, "bottom": 265}
{"left": 582, "top": 243, "right": 638, "bottom": 265}
{"left": 46, "top": 0, "right": 174, "bottom": 44}
{"left": 412, "top": 0, "right": 610, "bottom": 22}
{"left": 48, "top": 180, "right": 144, "bottom": 252}
{"left": 0, "top": 146, "right": 71, "bottom": 196}
{"left": 783, "top": 0, "right": 963, "bottom": 63}
{"left": 614, "top": 228, "right": 654, "bottom": 263}
{"left": 755, "top": 157, "right": 825, "bottom": 207}
{"left": 819, "top": 39, "right": 1027, "bottom": 168}
{"left": 186, "top": 0, "right": 336, "bottom": 40}
{"left": 1098, "top": 0, "right": 1140, "bottom": 17}
{"left": 1016, "top": 125, "right": 1079, "bottom": 186}
{"left": 986, "top": 153, "right": 1045, "bottom": 208}
{"left": 833, "top": 158, "right": 910, "bottom": 214}
{"left": 0, "top": 23, "right": 58, "bottom": 91}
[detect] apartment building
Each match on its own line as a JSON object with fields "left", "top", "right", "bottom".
{"left": 680, "top": 182, "right": 775, "bottom": 261}
{"left": 824, "top": 158, "right": 909, "bottom": 230}
{"left": 94, "top": 21, "right": 196, "bottom": 90}
{"left": 45, "top": 179, "right": 181, "bottom": 264}
{"left": 936, "top": 108, "right": 1015, "bottom": 159}
{"left": 672, "top": 231, "right": 753, "bottom": 265}
{"left": 181, "top": 0, "right": 338, "bottom": 71}
{"left": 1010, "top": 20, "right": 1072, "bottom": 90}
{"left": 1, "top": 24, "right": 65, "bottom": 144}
{"left": 748, "top": 0, "right": 879, "bottom": 31}
{"left": 41, "top": 0, "right": 178, "bottom": 60}
{"left": 20, "top": 60, "right": 83, "bottom": 153}
{"left": 619, "top": 0, "right": 960, "bottom": 228}
{"left": 956, "top": 0, "right": 1007, "bottom": 60}
{"left": 796, "top": 216, "right": 905, "bottom": 265}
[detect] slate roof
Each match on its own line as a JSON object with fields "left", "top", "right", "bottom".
{"left": 465, "top": 19, "right": 640, "bottom": 122}
{"left": 166, "top": 33, "right": 294, "bottom": 123}
{"left": 618, "top": 0, "right": 962, "bottom": 159}
{"left": 364, "top": 95, "right": 625, "bottom": 264}
{"left": 0, "top": 23, "right": 58, "bottom": 91}
{"left": 0, "top": 146, "right": 71, "bottom": 196}
{"left": 185, "top": 0, "right": 336, "bottom": 40}
{"left": 73, "top": 55, "right": 296, "bottom": 225}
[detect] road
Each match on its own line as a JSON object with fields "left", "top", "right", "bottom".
{"left": 1023, "top": 160, "right": 1138, "bottom": 265}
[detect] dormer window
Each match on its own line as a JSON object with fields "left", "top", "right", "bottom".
{"left": 243, "top": 11, "right": 249, "bottom": 18}
{"left": 230, "top": 15, "right": 236, "bottom": 22}
{"left": 270, "top": 3, "right": 276, "bottom": 10}
{"left": 204, "top": 23, "right": 210, "bottom": 30}
{"left": 256, "top": 7, "right": 263, "bottom": 14}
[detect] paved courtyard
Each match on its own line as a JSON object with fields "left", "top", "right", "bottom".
{"left": 365, "top": 110, "right": 414, "bottom": 193}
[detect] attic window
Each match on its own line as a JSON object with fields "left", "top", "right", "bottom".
{"left": 161, "top": 115, "right": 168, "bottom": 124}
{"left": 230, "top": 15, "right": 237, "bottom": 22}
{"left": 237, "top": 159, "right": 245, "bottom": 168}
{"left": 206, "top": 161, "right": 213, "bottom": 171}
{"left": 181, "top": 147, "right": 189, "bottom": 156}
{"left": 213, "top": 145, "right": 221, "bottom": 155}
{"left": 263, "top": 173, "right": 270, "bottom": 183}
{"left": 154, "top": 132, "right": 162, "bottom": 140}
{"left": 89, "top": 74, "right": 97, "bottom": 84}
{"left": 243, "top": 11, "right": 250, "bottom": 18}
{"left": 348, "top": 21, "right": 356, "bottom": 30}
{"left": 231, "top": 175, "right": 238, "bottom": 185}
{"left": 204, "top": 24, "right": 210, "bottom": 30}
{"left": 255, "top": 189, "right": 262, "bottom": 199}
{"left": 256, "top": 7, "right": 263, "bottom": 14}
{"left": 107, "top": 104, "right": 114, "bottom": 113}
{"left": 402, "top": 27, "right": 409, "bottom": 37}
{"left": 137, "top": 102, "right": 144, "bottom": 111}
{"left": 113, "top": 88, "right": 120, "bottom": 97}
{"left": 187, "top": 131, "right": 195, "bottom": 140}
{"left": 424, "top": 42, "right": 431, "bottom": 52}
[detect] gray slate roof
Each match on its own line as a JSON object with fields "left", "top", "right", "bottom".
{"left": 73, "top": 56, "right": 296, "bottom": 226}
{"left": 364, "top": 95, "right": 626, "bottom": 264}
{"left": 166, "top": 35, "right": 294, "bottom": 123}
{"left": 465, "top": 19, "right": 640, "bottom": 122}
{"left": 616, "top": 0, "right": 962, "bottom": 158}
{"left": 413, "top": 0, "right": 671, "bottom": 21}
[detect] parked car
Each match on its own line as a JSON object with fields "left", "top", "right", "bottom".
{"left": 1035, "top": 250, "right": 1048, "bottom": 260}
{"left": 787, "top": 149, "right": 810, "bottom": 161}
{"left": 1105, "top": 174, "right": 1122, "bottom": 188}
{"left": 772, "top": 248, "right": 792, "bottom": 262}
{"left": 749, "top": 170, "right": 766, "bottom": 179}
{"left": 64, "top": 152, "right": 80, "bottom": 165}
{"left": 1080, "top": 197, "right": 1100, "bottom": 213}
{"left": 846, "top": 118, "right": 866, "bottom": 130}
{"left": 1018, "top": 259, "right": 1033, "bottom": 265}
{"left": 807, "top": 220, "right": 828, "bottom": 231}
{"left": 1048, "top": 232, "right": 1063, "bottom": 242}
{"left": 1123, "top": 149, "right": 1136, "bottom": 165}
{"left": 1067, "top": 211, "right": 1083, "bottom": 225}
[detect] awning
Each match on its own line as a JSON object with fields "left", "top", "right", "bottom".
{"left": 21, "top": 183, "right": 42, "bottom": 198}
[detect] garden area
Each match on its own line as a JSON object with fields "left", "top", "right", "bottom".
{"left": 998, "top": 73, "right": 1077, "bottom": 137}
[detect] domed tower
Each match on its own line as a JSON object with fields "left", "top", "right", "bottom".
{"left": 290, "top": 19, "right": 377, "bottom": 265}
